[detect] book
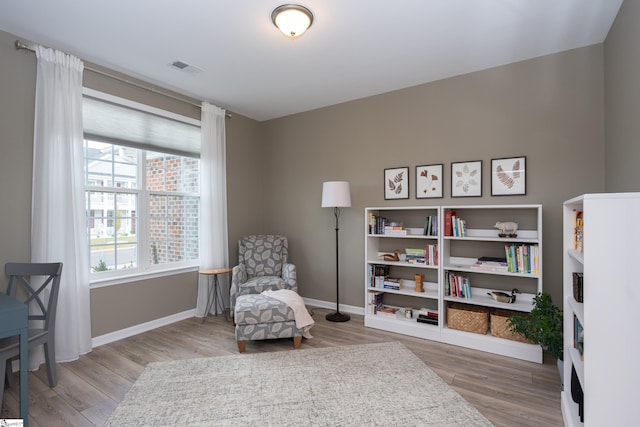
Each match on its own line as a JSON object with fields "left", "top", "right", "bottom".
{"left": 444, "top": 210, "right": 455, "bottom": 236}
{"left": 423, "top": 215, "right": 438, "bottom": 236}
{"left": 574, "top": 210, "right": 584, "bottom": 252}
{"left": 574, "top": 314, "right": 584, "bottom": 355}
{"left": 470, "top": 257, "right": 508, "bottom": 272}
{"left": 368, "top": 291, "right": 384, "bottom": 314}
{"left": 572, "top": 272, "right": 584, "bottom": 302}
{"left": 384, "top": 227, "right": 407, "bottom": 236}
{"left": 418, "top": 308, "right": 438, "bottom": 319}
{"left": 417, "top": 316, "right": 438, "bottom": 325}
{"left": 376, "top": 305, "right": 399, "bottom": 317}
{"left": 444, "top": 271, "right": 471, "bottom": 299}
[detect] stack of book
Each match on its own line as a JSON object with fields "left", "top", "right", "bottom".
{"left": 572, "top": 272, "right": 583, "bottom": 302}
{"left": 423, "top": 215, "right": 438, "bottom": 236}
{"left": 470, "top": 256, "right": 508, "bottom": 272}
{"left": 574, "top": 314, "right": 584, "bottom": 358}
{"left": 376, "top": 305, "right": 399, "bottom": 317}
{"left": 504, "top": 244, "right": 540, "bottom": 274}
{"left": 452, "top": 215, "right": 467, "bottom": 237}
{"left": 382, "top": 278, "right": 401, "bottom": 290}
{"left": 405, "top": 245, "right": 438, "bottom": 266}
{"left": 444, "top": 271, "right": 472, "bottom": 298}
{"left": 383, "top": 225, "right": 407, "bottom": 236}
{"left": 368, "top": 264, "right": 390, "bottom": 288}
{"left": 417, "top": 308, "right": 439, "bottom": 325}
{"left": 445, "top": 209, "right": 467, "bottom": 236}
{"left": 367, "top": 291, "right": 384, "bottom": 314}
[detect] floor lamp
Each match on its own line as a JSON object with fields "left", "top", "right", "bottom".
{"left": 321, "top": 181, "right": 351, "bottom": 322}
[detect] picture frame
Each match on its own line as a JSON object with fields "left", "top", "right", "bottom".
{"left": 491, "top": 156, "right": 526, "bottom": 196}
{"left": 416, "top": 164, "right": 443, "bottom": 199}
{"left": 451, "top": 160, "right": 482, "bottom": 197}
{"left": 384, "top": 167, "right": 409, "bottom": 200}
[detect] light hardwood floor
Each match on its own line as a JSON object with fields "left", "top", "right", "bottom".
{"left": 1, "top": 307, "right": 563, "bottom": 426}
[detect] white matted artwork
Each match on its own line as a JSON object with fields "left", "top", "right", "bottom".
{"left": 491, "top": 156, "right": 526, "bottom": 196}
{"left": 384, "top": 167, "right": 409, "bottom": 200}
{"left": 451, "top": 160, "right": 482, "bottom": 197}
{"left": 416, "top": 164, "right": 443, "bottom": 198}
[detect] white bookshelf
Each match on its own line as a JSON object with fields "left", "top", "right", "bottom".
{"left": 561, "top": 193, "right": 640, "bottom": 426}
{"left": 365, "top": 205, "right": 543, "bottom": 362}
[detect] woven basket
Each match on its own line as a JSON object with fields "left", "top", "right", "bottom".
{"left": 490, "top": 309, "right": 533, "bottom": 343}
{"left": 447, "top": 303, "right": 489, "bottom": 335}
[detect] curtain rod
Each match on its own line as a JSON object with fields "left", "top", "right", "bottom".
{"left": 15, "top": 40, "right": 232, "bottom": 118}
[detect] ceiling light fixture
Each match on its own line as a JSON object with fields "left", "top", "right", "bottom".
{"left": 271, "top": 4, "right": 314, "bottom": 39}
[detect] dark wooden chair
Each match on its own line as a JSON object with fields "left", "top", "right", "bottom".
{"left": 0, "top": 262, "right": 63, "bottom": 406}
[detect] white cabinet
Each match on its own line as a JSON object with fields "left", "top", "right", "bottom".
{"left": 439, "top": 205, "right": 543, "bottom": 363}
{"left": 365, "top": 206, "right": 441, "bottom": 341}
{"left": 561, "top": 193, "right": 640, "bottom": 426}
{"left": 365, "top": 205, "right": 543, "bottom": 362}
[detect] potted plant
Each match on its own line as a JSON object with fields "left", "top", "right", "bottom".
{"left": 508, "top": 292, "right": 563, "bottom": 361}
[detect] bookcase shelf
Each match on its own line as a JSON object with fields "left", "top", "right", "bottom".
{"left": 561, "top": 193, "right": 640, "bottom": 426}
{"left": 365, "top": 205, "right": 543, "bottom": 363}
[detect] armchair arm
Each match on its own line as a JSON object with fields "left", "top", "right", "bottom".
{"left": 282, "top": 262, "right": 297, "bottom": 293}
{"left": 230, "top": 264, "right": 247, "bottom": 310}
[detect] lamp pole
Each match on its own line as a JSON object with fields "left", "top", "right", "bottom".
{"left": 327, "top": 206, "right": 350, "bottom": 322}
{"left": 321, "top": 181, "right": 351, "bottom": 323}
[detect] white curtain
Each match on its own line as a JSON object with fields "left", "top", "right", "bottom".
{"left": 196, "top": 102, "right": 229, "bottom": 316}
{"left": 31, "top": 46, "right": 91, "bottom": 366}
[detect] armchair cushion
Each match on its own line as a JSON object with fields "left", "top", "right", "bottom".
{"left": 234, "top": 294, "right": 296, "bottom": 325}
{"left": 239, "top": 235, "right": 288, "bottom": 278}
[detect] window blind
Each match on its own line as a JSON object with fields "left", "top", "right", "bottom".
{"left": 83, "top": 95, "right": 201, "bottom": 158}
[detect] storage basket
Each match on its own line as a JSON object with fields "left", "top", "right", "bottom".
{"left": 447, "top": 303, "right": 489, "bottom": 334}
{"left": 490, "top": 309, "right": 533, "bottom": 343}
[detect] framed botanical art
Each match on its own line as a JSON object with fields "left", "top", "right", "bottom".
{"left": 384, "top": 167, "right": 409, "bottom": 200}
{"left": 416, "top": 164, "right": 443, "bottom": 198}
{"left": 451, "top": 160, "right": 482, "bottom": 197}
{"left": 491, "top": 156, "right": 526, "bottom": 196}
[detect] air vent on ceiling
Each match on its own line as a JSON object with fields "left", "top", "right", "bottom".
{"left": 170, "top": 60, "right": 204, "bottom": 75}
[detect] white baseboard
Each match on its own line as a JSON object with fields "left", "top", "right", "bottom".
{"left": 91, "top": 299, "right": 364, "bottom": 348}
{"left": 92, "top": 309, "right": 196, "bottom": 347}
{"left": 303, "top": 298, "right": 365, "bottom": 316}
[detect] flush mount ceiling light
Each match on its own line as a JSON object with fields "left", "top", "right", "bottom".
{"left": 271, "top": 4, "right": 314, "bottom": 39}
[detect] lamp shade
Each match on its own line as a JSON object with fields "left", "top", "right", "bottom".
{"left": 321, "top": 181, "right": 352, "bottom": 208}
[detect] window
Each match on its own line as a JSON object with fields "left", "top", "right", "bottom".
{"left": 83, "top": 90, "right": 201, "bottom": 279}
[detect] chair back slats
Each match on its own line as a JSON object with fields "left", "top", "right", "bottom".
{"left": 5, "top": 262, "right": 63, "bottom": 329}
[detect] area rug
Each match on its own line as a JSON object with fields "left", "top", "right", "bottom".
{"left": 105, "top": 342, "right": 493, "bottom": 426}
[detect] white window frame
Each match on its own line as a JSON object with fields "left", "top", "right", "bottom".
{"left": 84, "top": 88, "right": 201, "bottom": 288}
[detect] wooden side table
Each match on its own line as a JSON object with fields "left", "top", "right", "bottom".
{"left": 200, "top": 267, "right": 232, "bottom": 323}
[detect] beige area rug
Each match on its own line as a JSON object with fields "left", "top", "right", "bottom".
{"left": 105, "top": 342, "right": 493, "bottom": 426}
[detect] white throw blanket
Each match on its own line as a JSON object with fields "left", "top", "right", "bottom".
{"left": 262, "top": 289, "right": 314, "bottom": 339}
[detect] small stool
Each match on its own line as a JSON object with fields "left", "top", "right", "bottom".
{"left": 234, "top": 293, "right": 302, "bottom": 353}
{"left": 200, "top": 267, "right": 232, "bottom": 323}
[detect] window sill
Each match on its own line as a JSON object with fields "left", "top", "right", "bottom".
{"left": 90, "top": 265, "right": 199, "bottom": 289}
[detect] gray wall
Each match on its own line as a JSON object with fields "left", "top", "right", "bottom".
{"left": 0, "top": 31, "right": 35, "bottom": 270}
{"left": 0, "top": 29, "right": 266, "bottom": 337}
{"left": 262, "top": 45, "right": 606, "bottom": 307}
{"left": 1, "top": 20, "right": 621, "bottom": 336}
{"left": 605, "top": 0, "right": 640, "bottom": 192}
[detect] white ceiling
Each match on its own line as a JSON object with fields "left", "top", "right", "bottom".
{"left": 0, "top": 0, "right": 623, "bottom": 121}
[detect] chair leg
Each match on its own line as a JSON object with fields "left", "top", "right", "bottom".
{"left": 43, "top": 342, "right": 57, "bottom": 387}
{"left": 0, "top": 359, "right": 6, "bottom": 409}
{"left": 4, "top": 359, "right": 13, "bottom": 388}
{"left": 237, "top": 340, "right": 246, "bottom": 353}
{"left": 293, "top": 336, "right": 302, "bottom": 349}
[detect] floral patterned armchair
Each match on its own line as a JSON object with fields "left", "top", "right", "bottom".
{"left": 230, "top": 235, "right": 297, "bottom": 311}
